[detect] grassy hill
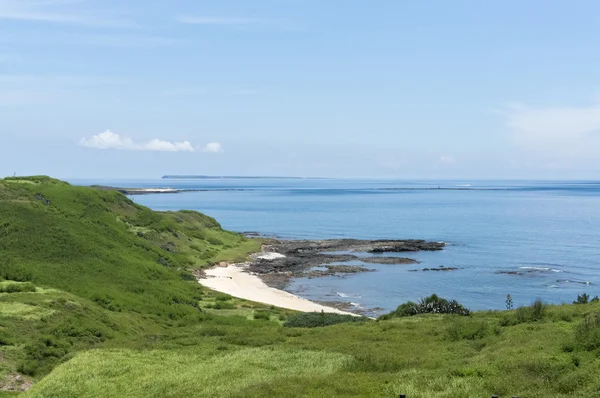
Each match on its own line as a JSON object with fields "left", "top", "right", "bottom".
{"left": 2, "top": 177, "right": 600, "bottom": 397}
{"left": 0, "top": 176, "right": 265, "bottom": 383}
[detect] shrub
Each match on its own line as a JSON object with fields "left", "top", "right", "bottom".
{"left": 379, "top": 294, "right": 470, "bottom": 319}
{"left": 215, "top": 293, "right": 232, "bottom": 302}
{"left": 17, "top": 360, "right": 39, "bottom": 376}
{"left": 574, "top": 312, "right": 600, "bottom": 351}
{"left": 0, "top": 258, "right": 33, "bottom": 282}
{"left": 0, "top": 282, "right": 36, "bottom": 293}
{"left": 0, "top": 330, "right": 14, "bottom": 346}
{"left": 207, "top": 237, "right": 223, "bottom": 246}
{"left": 253, "top": 310, "right": 271, "bottom": 321}
{"left": 511, "top": 299, "right": 547, "bottom": 324}
{"left": 574, "top": 293, "right": 590, "bottom": 304}
{"left": 179, "top": 271, "right": 196, "bottom": 281}
{"left": 284, "top": 311, "right": 369, "bottom": 328}
{"left": 505, "top": 294, "right": 513, "bottom": 310}
{"left": 210, "top": 302, "right": 236, "bottom": 310}
{"left": 531, "top": 299, "right": 546, "bottom": 321}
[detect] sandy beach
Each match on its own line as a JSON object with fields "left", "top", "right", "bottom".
{"left": 198, "top": 264, "right": 358, "bottom": 316}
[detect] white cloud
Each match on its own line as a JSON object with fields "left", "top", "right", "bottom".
{"left": 0, "top": 0, "right": 137, "bottom": 27}
{"left": 502, "top": 98, "right": 600, "bottom": 157}
{"left": 176, "top": 16, "right": 261, "bottom": 25}
{"left": 201, "top": 142, "right": 224, "bottom": 153}
{"left": 80, "top": 130, "right": 196, "bottom": 152}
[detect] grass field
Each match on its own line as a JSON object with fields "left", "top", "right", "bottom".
{"left": 2, "top": 177, "right": 600, "bottom": 397}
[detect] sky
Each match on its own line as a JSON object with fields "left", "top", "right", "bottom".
{"left": 1, "top": 0, "right": 600, "bottom": 179}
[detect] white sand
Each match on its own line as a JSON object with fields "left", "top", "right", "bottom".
{"left": 198, "top": 264, "right": 358, "bottom": 316}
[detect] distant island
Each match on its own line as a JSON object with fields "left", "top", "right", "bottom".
{"left": 162, "top": 175, "right": 319, "bottom": 180}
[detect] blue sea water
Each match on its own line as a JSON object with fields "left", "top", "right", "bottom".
{"left": 71, "top": 178, "right": 600, "bottom": 314}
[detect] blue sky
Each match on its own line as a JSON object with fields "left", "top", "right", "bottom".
{"left": 1, "top": 0, "right": 600, "bottom": 179}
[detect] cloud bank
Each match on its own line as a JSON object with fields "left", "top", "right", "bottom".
{"left": 80, "top": 130, "right": 221, "bottom": 153}
{"left": 503, "top": 100, "right": 600, "bottom": 152}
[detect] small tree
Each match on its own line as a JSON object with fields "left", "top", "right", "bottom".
{"left": 574, "top": 293, "right": 590, "bottom": 305}
{"left": 505, "top": 294, "right": 513, "bottom": 310}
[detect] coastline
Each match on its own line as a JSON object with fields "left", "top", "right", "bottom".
{"left": 197, "top": 239, "right": 445, "bottom": 317}
{"left": 198, "top": 263, "right": 359, "bottom": 316}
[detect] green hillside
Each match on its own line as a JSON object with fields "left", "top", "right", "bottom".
{"left": 0, "top": 176, "right": 265, "bottom": 383}
{"left": 2, "top": 177, "right": 600, "bottom": 397}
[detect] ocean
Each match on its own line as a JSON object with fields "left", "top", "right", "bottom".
{"left": 71, "top": 178, "right": 600, "bottom": 315}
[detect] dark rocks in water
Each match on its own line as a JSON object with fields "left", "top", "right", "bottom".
{"left": 263, "top": 239, "right": 444, "bottom": 255}
{"left": 360, "top": 257, "right": 419, "bottom": 265}
{"left": 423, "top": 266, "right": 457, "bottom": 271}
{"left": 34, "top": 193, "right": 51, "bottom": 206}
{"left": 411, "top": 266, "right": 458, "bottom": 272}
{"left": 368, "top": 240, "right": 444, "bottom": 253}
{"left": 247, "top": 253, "right": 358, "bottom": 275}
{"left": 325, "top": 265, "right": 373, "bottom": 274}
{"left": 305, "top": 265, "right": 374, "bottom": 278}
{"left": 242, "top": 231, "right": 263, "bottom": 237}
{"left": 246, "top": 238, "right": 444, "bottom": 288}
{"left": 496, "top": 271, "right": 524, "bottom": 276}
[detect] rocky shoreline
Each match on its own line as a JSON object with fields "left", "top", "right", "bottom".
{"left": 244, "top": 239, "right": 445, "bottom": 290}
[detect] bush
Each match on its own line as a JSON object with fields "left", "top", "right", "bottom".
{"left": 284, "top": 311, "right": 369, "bottom": 328}
{"left": 0, "top": 282, "right": 36, "bottom": 293}
{"left": 0, "top": 330, "right": 14, "bottom": 346}
{"left": 531, "top": 299, "right": 546, "bottom": 321}
{"left": 253, "top": 310, "right": 271, "bottom": 321}
{"left": 17, "top": 360, "right": 39, "bottom": 376}
{"left": 210, "top": 302, "right": 236, "bottom": 310}
{"left": 574, "top": 293, "right": 590, "bottom": 304}
{"left": 510, "top": 299, "right": 547, "bottom": 324}
{"left": 179, "top": 271, "right": 196, "bottom": 281}
{"left": 379, "top": 294, "right": 470, "bottom": 319}
{"left": 215, "top": 293, "right": 232, "bottom": 302}
{"left": 574, "top": 293, "right": 600, "bottom": 304}
{"left": 0, "top": 258, "right": 33, "bottom": 282}
{"left": 574, "top": 312, "right": 600, "bottom": 351}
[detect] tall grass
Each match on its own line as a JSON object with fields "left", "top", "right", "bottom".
{"left": 25, "top": 348, "right": 352, "bottom": 398}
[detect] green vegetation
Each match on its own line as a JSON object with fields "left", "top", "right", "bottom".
{"left": 0, "top": 176, "right": 263, "bottom": 384}
{"left": 0, "top": 282, "right": 36, "bottom": 294}
{"left": 25, "top": 348, "right": 352, "bottom": 398}
{"left": 284, "top": 311, "right": 369, "bottom": 328}
{"left": 2, "top": 177, "right": 600, "bottom": 397}
{"left": 574, "top": 293, "right": 600, "bottom": 304}
{"left": 379, "top": 294, "right": 471, "bottom": 319}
